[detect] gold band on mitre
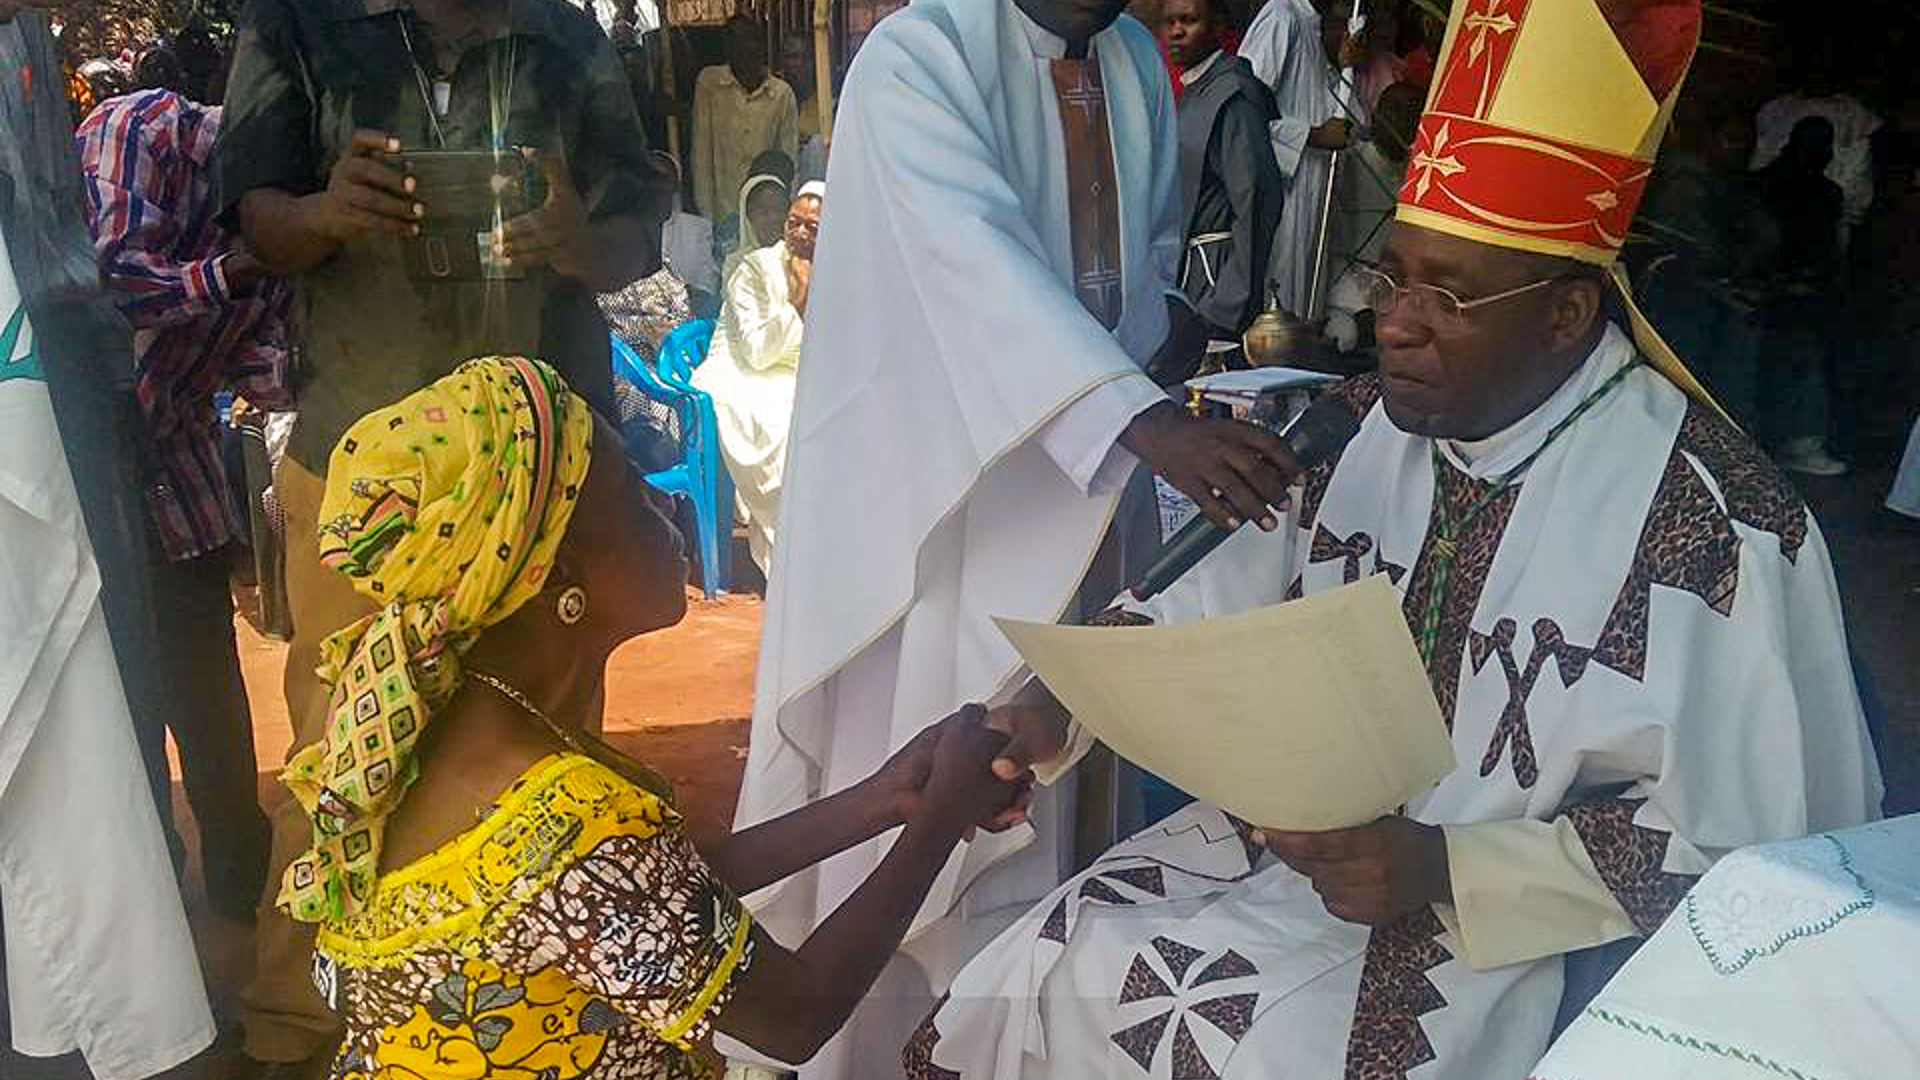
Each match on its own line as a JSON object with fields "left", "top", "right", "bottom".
{"left": 1397, "top": 204, "right": 1729, "bottom": 424}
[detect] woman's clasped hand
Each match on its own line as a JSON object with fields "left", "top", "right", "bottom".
{"left": 868, "top": 704, "right": 1037, "bottom": 841}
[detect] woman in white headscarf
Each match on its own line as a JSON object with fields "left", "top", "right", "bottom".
{"left": 695, "top": 181, "right": 821, "bottom": 576}
{"left": 720, "top": 171, "right": 792, "bottom": 288}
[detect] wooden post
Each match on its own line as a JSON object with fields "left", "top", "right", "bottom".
{"left": 812, "top": 0, "right": 833, "bottom": 145}
{"left": 660, "top": 1, "right": 683, "bottom": 162}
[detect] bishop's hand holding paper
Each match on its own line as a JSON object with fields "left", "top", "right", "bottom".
{"left": 1253, "top": 818, "right": 1453, "bottom": 927}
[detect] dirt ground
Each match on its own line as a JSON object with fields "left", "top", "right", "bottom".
{"left": 237, "top": 589, "right": 763, "bottom": 830}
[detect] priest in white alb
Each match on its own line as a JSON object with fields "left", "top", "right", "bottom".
{"left": 906, "top": 3, "right": 1884, "bottom": 1078}
{"left": 728, "top": 0, "right": 1309, "bottom": 1075}
{"left": 1241, "top": 0, "right": 1355, "bottom": 318}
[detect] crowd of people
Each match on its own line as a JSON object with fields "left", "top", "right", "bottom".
{"left": 0, "top": 1, "right": 1911, "bottom": 1080}
{"left": 1638, "top": 45, "right": 1894, "bottom": 479}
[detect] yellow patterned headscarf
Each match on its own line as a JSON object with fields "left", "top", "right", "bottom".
{"left": 279, "top": 356, "right": 594, "bottom": 923}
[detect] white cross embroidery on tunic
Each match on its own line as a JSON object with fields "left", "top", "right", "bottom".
{"left": 1077, "top": 247, "right": 1123, "bottom": 315}
{"left": 1058, "top": 65, "right": 1106, "bottom": 124}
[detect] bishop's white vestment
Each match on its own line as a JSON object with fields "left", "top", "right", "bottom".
{"left": 906, "top": 326, "right": 1883, "bottom": 1080}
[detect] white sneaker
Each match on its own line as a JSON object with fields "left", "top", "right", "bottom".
{"left": 723, "top": 1067, "right": 791, "bottom": 1080}
{"left": 1778, "top": 437, "right": 1849, "bottom": 477}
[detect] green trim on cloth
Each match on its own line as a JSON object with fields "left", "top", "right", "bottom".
{"left": 1684, "top": 834, "right": 1876, "bottom": 977}
{"left": 1572, "top": 1006, "right": 1831, "bottom": 1080}
{"left": 0, "top": 304, "right": 43, "bottom": 383}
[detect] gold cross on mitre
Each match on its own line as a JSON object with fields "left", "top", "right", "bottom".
{"left": 1409, "top": 121, "right": 1467, "bottom": 202}
{"left": 1463, "top": 0, "right": 1519, "bottom": 66}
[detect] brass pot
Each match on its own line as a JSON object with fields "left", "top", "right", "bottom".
{"left": 1241, "top": 291, "right": 1311, "bottom": 368}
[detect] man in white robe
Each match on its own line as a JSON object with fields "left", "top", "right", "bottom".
{"left": 730, "top": 0, "right": 1306, "bottom": 1074}
{"left": 909, "top": 312, "right": 1884, "bottom": 1080}
{"left": 0, "top": 5, "right": 215, "bottom": 1077}
{"left": 907, "top": 3, "right": 1884, "bottom": 1078}
{"left": 1240, "top": 0, "right": 1354, "bottom": 318}
{"left": 695, "top": 183, "right": 823, "bottom": 574}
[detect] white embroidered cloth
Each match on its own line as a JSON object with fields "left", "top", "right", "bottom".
{"left": 1533, "top": 816, "right": 1920, "bottom": 1080}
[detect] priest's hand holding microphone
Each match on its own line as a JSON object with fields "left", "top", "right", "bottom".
{"left": 960, "top": 392, "right": 1318, "bottom": 834}
{"left": 966, "top": 387, "right": 1341, "bottom": 796}
{"left": 1120, "top": 399, "right": 1303, "bottom": 534}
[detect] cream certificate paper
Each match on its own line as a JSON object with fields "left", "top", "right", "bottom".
{"left": 996, "top": 576, "right": 1455, "bottom": 830}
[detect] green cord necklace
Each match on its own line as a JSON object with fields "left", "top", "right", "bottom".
{"left": 1414, "top": 360, "right": 1641, "bottom": 667}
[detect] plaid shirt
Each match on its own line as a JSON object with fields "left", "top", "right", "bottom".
{"left": 77, "top": 89, "right": 288, "bottom": 562}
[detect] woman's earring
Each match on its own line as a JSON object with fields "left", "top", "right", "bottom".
{"left": 556, "top": 586, "right": 589, "bottom": 626}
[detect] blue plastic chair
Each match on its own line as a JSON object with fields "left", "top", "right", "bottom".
{"left": 611, "top": 325, "right": 733, "bottom": 599}
{"left": 653, "top": 320, "right": 712, "bottom": 391}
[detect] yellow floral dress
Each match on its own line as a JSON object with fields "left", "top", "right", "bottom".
{"left": 314, "top": 754, "right": 754, "bottom": 1080}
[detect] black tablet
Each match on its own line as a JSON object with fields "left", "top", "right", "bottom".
{"left": 395, "top": 148, "right": 544, "bottom": 282}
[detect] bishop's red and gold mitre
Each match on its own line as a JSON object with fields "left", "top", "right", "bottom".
{"left": 1395, "top": 0, "right": 1720, "bottom": 409}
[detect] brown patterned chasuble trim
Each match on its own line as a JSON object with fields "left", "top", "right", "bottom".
{"left": 1400, "top": 461, "right": 1523, "bottom": 732}
{"left": 1051, "top": 54, "right": 1125, "bottom": 329}
{"left": 1338, "top": 454, "right": 1523, "bottom": 1080}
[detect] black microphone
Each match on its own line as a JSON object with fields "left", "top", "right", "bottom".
{"left": 1128, "top": 393, "right": 1363, "bottom": 603}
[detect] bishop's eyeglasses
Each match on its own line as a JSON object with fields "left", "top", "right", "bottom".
{"left": 1352, "top": 264, "right": 1571, "bottom": 329}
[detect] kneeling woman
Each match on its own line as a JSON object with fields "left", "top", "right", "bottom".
{"left": 277, "top": 356, "right": 1022, "bottom": 1078}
